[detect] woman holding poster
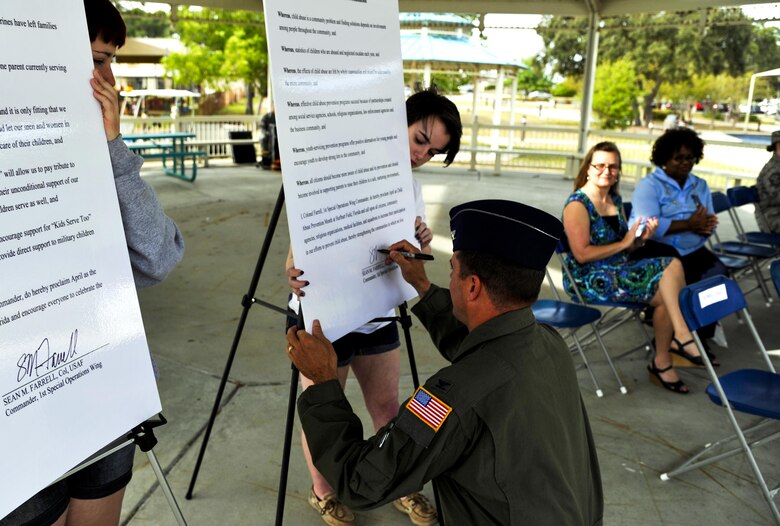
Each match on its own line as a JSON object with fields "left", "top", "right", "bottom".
{"left": 0, "top": 1, "right": 184, "bottom": 525}
{"left": 286, "top": 88, "right": 461, "bottom": 526}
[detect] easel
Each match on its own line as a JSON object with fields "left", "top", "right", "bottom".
{"left": 185, "top": 187, "right": 445, "bottom": 525}
{"left": 52, "top": 414, "right": 187, "bottom": 525}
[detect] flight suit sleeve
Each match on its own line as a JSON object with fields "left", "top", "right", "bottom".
{"left": 298, "top": 379, "right": 470, "bottom": 510}
{"left": 411, "top": 285, "right": 469, "bottom": 362}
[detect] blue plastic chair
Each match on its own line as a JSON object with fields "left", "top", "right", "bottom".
{"left": 710, "top": 191, "right": 776, "bottom": 305}
{"left": 533, "top": 266, "right": 621, "bottom": 397}
{"left": 660, "top": 275, "right": 780, "bottom": 523}
{"left": 555, "top": 237, "right": 654, "bottom": 389}
{"left": 622, "top": 201, "right": 633, "bottom": 221}
{"left": 727, "top": 186, "right": 780, "bottom": 247}
{"left": 773, "top": 260, "right": 780, "bottom": 297}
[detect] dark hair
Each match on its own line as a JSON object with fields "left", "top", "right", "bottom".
{"left": 406, "top": 87, "right": 462, "bottom": 166}
{"left": 651, "top": 128, "right": 704, "bottom": 167}
{"left": 457, "top": 250, "right": 545, "bottom": 307}
{"left": 84, "top": 0, "right": 127, "bottom": 47}
{"left": 573, "top": 141, "right": 622, "bottom": 196}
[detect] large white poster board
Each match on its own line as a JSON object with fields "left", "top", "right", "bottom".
{"left": 0, "top": 1, "right": 161, "bottom": 518}
{"left": 264, "top": 0, "right": 419, "bottom": 340}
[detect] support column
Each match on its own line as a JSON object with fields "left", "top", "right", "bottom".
{"left": 508, "top": 73, "right": 518, "bottom": 149}
{"left": 577, "top": 10, "right": 600, "bottom": 160}
{"left": 492, "top": 66, "right": 505, "bottom": 151}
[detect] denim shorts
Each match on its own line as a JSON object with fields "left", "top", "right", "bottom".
{"left": 285, "top": 311, "right": 400, "bottom": 367}
{"left": 0, "top": 443, "right": 135, "bottom": 526}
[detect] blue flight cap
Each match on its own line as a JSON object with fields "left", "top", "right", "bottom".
{"left": 449, "top": 200, "right": 563, "bottom": 270}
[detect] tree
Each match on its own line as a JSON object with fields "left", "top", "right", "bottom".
{"left": 551, "top": 77, "right": 580, "bottom": 98}
{"left": 516, "top": 56, "right": 553, "bottom": 95}
{"left": 592, "top": 59, "right": 639, "bottom": 129}
{"left": 162, "top": 8, "right": 268, "bottom": 114}
{"left": 538, "top": 8, "right": 780, "bottom": 126}
{"left": 118, "top": 7, "right": 171, "bottom": 38}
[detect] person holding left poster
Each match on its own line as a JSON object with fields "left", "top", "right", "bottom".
{"left": 0, "top": 1, "right": 184, "bottom": 525}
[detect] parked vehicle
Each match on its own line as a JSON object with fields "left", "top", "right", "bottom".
{"left": 527, "top": 90, "right": 553, "bottom": 101}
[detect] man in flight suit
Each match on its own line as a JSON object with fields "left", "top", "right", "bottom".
{"left": 286, "top": 199, "right": 603, "bottom": 525}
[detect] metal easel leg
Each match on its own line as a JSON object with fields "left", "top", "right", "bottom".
{"left": 187, "top": 186, "right": 287, "bottom": 499}
{"left": 145, "top": 448, "right": 187, "bottom": 526}
{"left": 131, "top": 414, "right": 188, "bottom": 526}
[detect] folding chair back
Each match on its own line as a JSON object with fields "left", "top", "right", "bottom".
{"left": 678, "top": 275, "right": 747, "bottom": 330}
{"left": 726, "top": 185, "right": 759, "bottom": 207}
{"left": 709, "top": 191, "right": 777, "bottom": 305}
{"left": 662, "top": 275, "right": 780, "bottom": 523}
{"left": 773, "top": 260, "right": 780, "bottom": 297}
{"left": 622, "top": 201, "right": 633, "bottom": 220}
{"left": 727, "top": 186, "right": 780, "bottom": 247}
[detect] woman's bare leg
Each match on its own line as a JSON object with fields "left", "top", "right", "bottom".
{"left": 350, "top": 348, "right": 401, "bottom": 432}
{"left": 649, "top": 303, "right": 684, "bottom": 386}
{"left": 653, "top": 259, "right": 700, "bottom": 357}
{"left": 65, "top": 489, "right": 125, "bottom": 526}
{"left": 300, "top": 366, "right": 350, "bottom": 497}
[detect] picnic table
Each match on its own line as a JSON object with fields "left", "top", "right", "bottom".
{"left": 123, "top": 132, "right": 207, "bottom": 182}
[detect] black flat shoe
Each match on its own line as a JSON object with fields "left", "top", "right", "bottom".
{"left": 648, "top": 358, "right": 689, "bottom": 394}
{"left": 671, "top": 337, "right": 719, "bottom": 368}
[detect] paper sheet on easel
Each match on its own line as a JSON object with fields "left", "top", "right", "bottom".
{"left": 264, "top": 0, "right": 419, "bottom": 340}
{"left": 0, "top": 1, "right": 160, "bottom": 518}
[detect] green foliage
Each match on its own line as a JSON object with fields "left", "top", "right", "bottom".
{"left": 430, "top": 73, "right": 471, "bottom": 93}
{"left": 118, "top": 7, "right": 171, "bottom": 38}
{"left": 664, "top": 73, "right": 748, "bottom": 106}
{"left": 517, "top": 56, "right": 552, "bottom": 94}
{"left": 592, "top": 59, "right": 639, "bottom": 129}
{"left": 162, "top": 8, "right": 267, "bottom": 101}
{"left": 651, "top": 109, "right": 673, "bottom": 121}
{"left": 537, "top": 8, "right": 780, "bottom": 125}
{"left": 551, "top": 77, "right": 579, "bottom": 97}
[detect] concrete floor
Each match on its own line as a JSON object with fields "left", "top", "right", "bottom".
{"left": 120, "top": 160, "right": 780, "bottom": 525}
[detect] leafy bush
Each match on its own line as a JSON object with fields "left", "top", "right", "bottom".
{"left": 551, "top": 78, "right": 579, "bottom": 97}
{"left": 651, "top": 109, "right": 673, "bottom": 121}
{"left": 593, "top": 59, "right": 639, "bottom": 129}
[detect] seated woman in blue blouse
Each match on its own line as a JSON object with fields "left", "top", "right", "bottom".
{"left": 562, "top": 142, "right": 704, "bottom": 394}
{"left": 629, "top": 128, "right": 727, "bottom": 358}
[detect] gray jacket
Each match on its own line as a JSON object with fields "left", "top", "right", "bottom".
{"left": 108, "top": 137, "right": 184, "bottom": 288}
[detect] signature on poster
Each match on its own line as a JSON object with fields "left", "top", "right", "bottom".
{"left": 16, "top": 329, "right": 79, "bottom": 383}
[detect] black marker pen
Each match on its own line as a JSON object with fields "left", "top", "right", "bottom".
{"left": 378, "top": 249, "right": 434, "bottom": 261}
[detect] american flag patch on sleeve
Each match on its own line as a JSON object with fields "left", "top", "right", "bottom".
{"left": 406, "top": 386, "right": 452, "bottom": 431}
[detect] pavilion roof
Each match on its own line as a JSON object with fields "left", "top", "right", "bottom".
{"left": 401, "top": 32, "right": 526, "bottom": 69}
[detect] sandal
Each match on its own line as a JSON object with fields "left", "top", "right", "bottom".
{"left": 671, "top": 337, "right": 719, "bottom": 368}
{"left": 648, "top": 358, "right": 689, "bottom": 394}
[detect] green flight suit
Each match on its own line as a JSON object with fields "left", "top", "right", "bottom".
{"left": 298, "top": 285, "right": 603, "bottom": 525}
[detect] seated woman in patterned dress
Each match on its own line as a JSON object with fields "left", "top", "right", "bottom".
{"left": 562, "top": 142, "right": 705, "bottom": 394}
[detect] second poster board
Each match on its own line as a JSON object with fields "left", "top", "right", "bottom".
{"left": 265, "top": 0, "right": 421, "bottom": 340}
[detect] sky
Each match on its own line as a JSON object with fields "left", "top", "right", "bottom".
{"left": 482, "top": 14, "right": 544, "bottom": 62}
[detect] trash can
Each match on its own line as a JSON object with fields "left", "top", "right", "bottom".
{"left": 228, "top": 130, "right": 257, "bottom": 164}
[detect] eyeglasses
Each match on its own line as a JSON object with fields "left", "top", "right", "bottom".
{"left": 671, "top": 155, "right": 696, "bottom": 163}
{"left": 590, "top": 163, "right": 620, "bottom": 174}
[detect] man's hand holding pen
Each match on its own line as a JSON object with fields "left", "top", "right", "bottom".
{"left": 384, "top": 240, "right": 432, "bottom": 296}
